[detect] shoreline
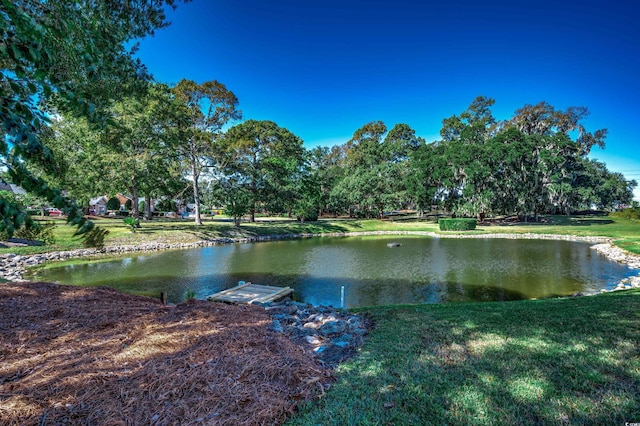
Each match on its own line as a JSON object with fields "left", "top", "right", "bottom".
{"left": 2, "top": 231, "right": 639, "bottom": 293}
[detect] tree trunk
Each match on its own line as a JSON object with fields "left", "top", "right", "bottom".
{"left": 144, "top": 196, "right": 152, "bottom": 220}
{"left": 250, "top": 179, "right": 257, "bottom": 222}
{"left": 191, "top": 161, "right": 202, "bottom": 225}
{"left": 129, "top": 180, "right": 139, "bottom": 218}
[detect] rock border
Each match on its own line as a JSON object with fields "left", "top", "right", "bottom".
{"left": 1, "top": 231, "right": 639, "bottom": 293}
{"left": 258, "top": 299, "right": 371, "bottom": 369}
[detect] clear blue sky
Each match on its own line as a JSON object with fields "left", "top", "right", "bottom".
{"left": 134, "top": 0, "right": 640, "bottom": 199}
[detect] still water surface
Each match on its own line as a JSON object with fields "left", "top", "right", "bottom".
{"left": 29, "top": 236, "right": 635, "bottom": 307}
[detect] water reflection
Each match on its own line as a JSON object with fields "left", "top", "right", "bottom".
{"left": 29, "top": 236, "right": 636, "bottom": 307}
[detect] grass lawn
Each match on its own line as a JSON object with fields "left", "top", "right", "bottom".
{"left": 289, "top": 290, "right": 640, "bottom": 425}
{"left": 2, "top": 213, "right": 640, "bottom": 256}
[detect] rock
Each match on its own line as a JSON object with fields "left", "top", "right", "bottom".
{"left": 260, "top": 299, "right": 369, "bottom": 368}
{"left": 319, "top": 320, "right": 347, "bottom": 336}
{"left": 305, "top": 335, "right": 321, "bottom": 346}
{"left": 270, "top": 319, "right": 284, "bottom": 333}
{"left": 333, "top": 333, "right": 353, "bottom": 348}
{"left": 272, "top": 313, "right": 295, "bottom": 321}
{"left": 314, "top": 345, "right": 328, "bottom": 354}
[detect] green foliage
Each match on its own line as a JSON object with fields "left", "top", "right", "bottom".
{"left": 156, "top": 198, "right": 177, "bottom": 212}
{"left": 106, "top": 197, "right": 121, "bottom": 211}
{"left": 221, "top": 185, "right": 254, "bottom": 227}
{"left": 14, "top": 222, "right": 56, "bottom": 245}
{"left": 294, "top": 200, "right": 319, "bottom": 223}
{"left": 123, "top": 217, "right": 140, "bottom": 232}
{"left": 222, "top": 120, "right": 305, "bottom": 221}
{"left": 124, "top": 199, "right": 132, "bottom": 210}
{"left": 331, "top": 121, "right": 423, "bottom": 218}
{"left": 184, "top": 289, "right": 196, "bottom": 300}
{"left": 172, "top": 79, "right": 242, "bottom": 225}
{"left": 82, "top": 227, "right": 110, "bottom": 250}
{"left": 0, "top": 191, "right": 33, "bottom": 239}
{"left": 610, "top": 207, "right": 640, "bottom": 220}
{"left": 438, "top": 218, "right": 477, "bottom": 231}
{"left": 1, "top": 0, "right": 185, "bottom": 247}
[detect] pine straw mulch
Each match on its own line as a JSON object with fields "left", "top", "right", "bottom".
{"left": 0, "top": 282, "right": 332, "bottom": 425}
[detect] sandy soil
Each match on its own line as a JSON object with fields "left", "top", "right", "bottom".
{"left": 0, "top": 282, "right": 332, "bottom": 425}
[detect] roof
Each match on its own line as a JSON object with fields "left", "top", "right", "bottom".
{"left": 90, "top": 196, "right": 109, "bottom": 205}
{"left": 0, "top": 181, "right": 27, "bottom": 195}
{"left": 116, "top": 193, "right": 132, "bottom": 204}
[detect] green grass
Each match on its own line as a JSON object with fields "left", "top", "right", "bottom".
{"left": 3, "top": 213, "right": 639, "bottom": 255}
{"left": 0, "top": 216, "right": 442, "bottom": 255}
{"left": 289, "top": 290, "right": 640, "bottom": 425}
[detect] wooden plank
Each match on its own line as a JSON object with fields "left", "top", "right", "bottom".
{"left": 258, "top": 287, "right": 293, "bottom": 303}
{"left": 207, "top": 283, "right": 293, "bottom": 304}
{"left": 206, "top": 282, "right": 252, "bottom": 301}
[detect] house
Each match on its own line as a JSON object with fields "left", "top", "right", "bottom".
{"left": 89, "top": 196, "right": 109, "bottom": 215}
{"left": 115, "top": 193, "right": 132, "bottom": 210}
{"left": 0, "top": 180, "right": 26, "bottom": 196}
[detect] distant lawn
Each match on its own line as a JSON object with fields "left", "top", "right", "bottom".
{"left": 2, "top": 213, "right": 639, "bottom": 255}
{"left": 289, "top": 290, "right": 640, "bottom": 425}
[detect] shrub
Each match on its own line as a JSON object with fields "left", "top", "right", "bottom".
{"left": 106, "top": 197, "right": 121, "bottom": 211}
{"left": 14, "top": 222, "right": 56, "bottom": 244}
{"left": 610, "top": 207, "right": 640, "bottom": 220}
{"left": 156, "top": 199, "right": 177, "bottom": 212}
{"left": 294, "top": 200, "right": 319, "bottom": 223}
{"left": 123, "top": 217, "right": 140, "bottom": 231}
{"left": 83, "top": 227, "right": 110, "bottom": 250}
{"left": 439, "top": 218, "right": 477, "bottom": 231}
{"left": 0, "top": 228, "right": 11, "bottom": 241}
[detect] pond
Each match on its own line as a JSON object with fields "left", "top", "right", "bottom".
{"left": 28, "top": 236, "right": 636, "bottom": 307}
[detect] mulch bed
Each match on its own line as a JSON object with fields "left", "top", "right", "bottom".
{"left": 0, "top": 282, "right": 332, "bottom": 425}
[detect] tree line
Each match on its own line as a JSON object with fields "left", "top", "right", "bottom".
{"left": 38, "top": 90, "right": 638, "bottom": 226}
{"left": 1, "top": 1, "right": 636, "bottom": 243}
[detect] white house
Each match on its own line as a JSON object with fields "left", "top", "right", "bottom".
{"left": 89, "top": 195, "right": 108, "bottom": 215}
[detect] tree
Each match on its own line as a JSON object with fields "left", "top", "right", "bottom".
{"left": 307, "top": 145, "right": 348, "bottom": 216}
{"left": 570, "top": 159, "right": 636, "bottom": 211}
{"left": 333, "top": 121, "right": 422, "bottom": 218}
{"left": 102, "top": 83, "right": 183, "bottom": 219}
{"left": 508, "top": 102, "right": 607, "bottom": 154}
{"left": 172, "top": 79, "right": 241, "bottom": 225}
{"left": 37, "top": 84, "right": 183, "bottom": 220}
{"left": 1, "top": 0, "right": 184, "bottom": 241}
{"left": 216, "top": 178, "right": 254, "bottom": 227}
{"left": 440, "top": 96, "right": 496, "bottom": 143}
{"left": 222, "top": 120, "right": 305, "bottom": 222}
{"left": 406, "top": 142, "right": 439, "bottom": 215}
{"left": 106, "top": 197, "right": 121, "bottom": 211}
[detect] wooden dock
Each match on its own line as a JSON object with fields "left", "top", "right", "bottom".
{"left": 207, "top": 282, "right": 293, "bottom": 304}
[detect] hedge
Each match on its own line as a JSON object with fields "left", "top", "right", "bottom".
{"left": 438, "top": 218, "right": 477, "bottom": 231}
